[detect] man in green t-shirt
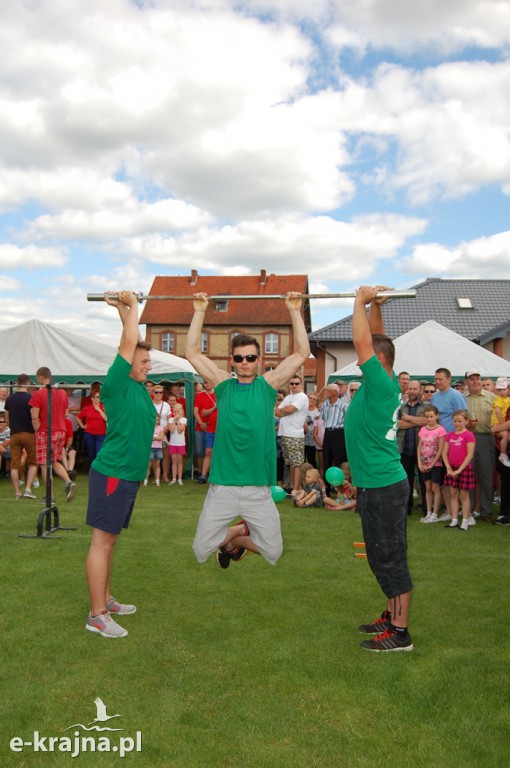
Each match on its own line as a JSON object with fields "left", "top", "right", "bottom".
{"left": 85, "top": 291, "right": 155, "bottom": 639}
{"left": 185, "top": 292, "right": 310, "bottom": 569}
{"left": 344, "top": 286, "right": 414, "bottom": 652}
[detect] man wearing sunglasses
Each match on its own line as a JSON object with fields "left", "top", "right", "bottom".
{"left": 185, "top": 291, "right": 310, "bottom": 569}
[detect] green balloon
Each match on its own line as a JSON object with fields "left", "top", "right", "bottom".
{"left": 271, "top": 485, "right": 287, "bottom": 503}
{"left": 325, "top": 466, "right": 345, "bottom": 486}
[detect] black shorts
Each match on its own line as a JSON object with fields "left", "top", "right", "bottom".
{"left": 357, "top": 479, "right": 413, "bottom": 599}
{"left": 421, "top": 465, "right": 443, "bottom": 484}
{"left": 86, "top": 467, "right": 140, "bottom": 534}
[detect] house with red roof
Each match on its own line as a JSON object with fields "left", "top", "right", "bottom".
{"left": 141, "top": 270, "right": 313, "bottom": 382}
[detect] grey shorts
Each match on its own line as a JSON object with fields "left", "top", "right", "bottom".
{"left": 192, "top": 485, "right": 283, "bottom": 565}
{"left": 357, "top": 479, "right": 412, "bottom": 599}
{"left": 279, "top": 436, "right": 305, "bottom": 467}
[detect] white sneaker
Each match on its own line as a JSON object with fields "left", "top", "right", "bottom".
{"left": 437, "top": 512, "right": 452, "bottom": 522}
{"left": 472, "top": 510, "right": 480, "bottom": 518}
{"left": 143, "top": 478, "right": 148, "bottom": 486}
{"left": 33, "top": 479, "right": 40, "bottom": 488}
{"left": 177, "top": 479, "right": 183, "bottom": 486}
{"left": 499, "top": 454, "right": 510, "bottom": 467}
{"left": 155, "top": 480, "right": 160, "bottom": 486}
{"left": 169, "top": 479, "right": 177, "bottom": 485}
{"left": 420, "top": 512, "right": 432, "bottom": 523}
{"left": 424, "top": 513, "right": 438, "bottom": 524}
{"left": 467, "top": 515, "right": 477, "bottom": 526}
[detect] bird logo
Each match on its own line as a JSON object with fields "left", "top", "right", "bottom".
{"left": 64, "top": 698, "right": 123, "bottom": 732}
{"left": 89, "top": 697, "right": 121, "bottom": 725}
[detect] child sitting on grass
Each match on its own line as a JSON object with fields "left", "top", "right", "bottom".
{"left": 323, "top": 462, "right": 357, "bottom": 511}
{"left": 292, "top": 467, "right": 324, "bottom": 508}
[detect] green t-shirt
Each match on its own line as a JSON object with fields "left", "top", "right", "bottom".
{"left": 92, "top": 354, "right": 156, "bottom": 481}
{"left": 344, "top": 354, "right": 406, "bottom": 489}
{"left": 209, "top": 376, "right": 277, "bottom": 486}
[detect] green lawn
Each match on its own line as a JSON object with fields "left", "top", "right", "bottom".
{"left": 1, "top": 476, "right": 509, "bottom": 768}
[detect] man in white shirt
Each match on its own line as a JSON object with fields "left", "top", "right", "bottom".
{"left": 276, "top": 375, "right": 308, "bottom": 493}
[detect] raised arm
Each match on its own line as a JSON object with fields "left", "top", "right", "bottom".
{"left": 265, "top": 293, "right": 310, "bottom": 390}
{"left": 185, "top": 293, "right": 230, "bottom": 387}
{"left": 352, "top": 285, "right": 391, "bottom": 365}
{"left": 104, "top": 290, "right": 142, "bottom": 364}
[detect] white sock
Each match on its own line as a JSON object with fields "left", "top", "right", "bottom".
{"left": 461, "top": 518, "right": 469, "bottom": 530}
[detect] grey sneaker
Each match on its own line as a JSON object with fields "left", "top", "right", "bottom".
{"left": 85, "top": 610, "right": 128, "bottom": 638}
{"left": 361, "top": 628, "right": 414, "bottom": 652}
{"left": 65, "top": 481, "right": 77, "bottom": 502}
{"left": 23, "top": 489, "right": 37, "bottom": 499}
{"left": 106, "top": 597, "right": 137, "bottom": 615}
{"left": 359, "top": 609, "right": 391, "bottom": 634}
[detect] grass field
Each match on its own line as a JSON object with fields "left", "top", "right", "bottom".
{"left": 1, "top": 475, "right": 509, "bottom": 768}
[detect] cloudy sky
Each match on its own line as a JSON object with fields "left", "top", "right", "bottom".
{"left": 1, "top": 0, "right": 510, "bottom": 340}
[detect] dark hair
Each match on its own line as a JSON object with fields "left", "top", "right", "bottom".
{"left": 231, "top": 334, "right": 260, "bottom": 356}
{"left": 17, "top": 374, "right": 31, "bottom": 386}
{"left": 435, "top": 367, "right": 451, "bottom": 379}
{"left": 453, "top": 409, "right": 469, "bottom": 419}
{"left": 423, "top": 405, "right": 439, "bottom": 415}
{"left": 372, "top": 334, "right": 395, "bottom": 367}
{"left": 36, "top": 367, "right": 52, "bottom": 381}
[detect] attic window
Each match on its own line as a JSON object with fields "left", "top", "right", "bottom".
{"left": 457, "top": 297, "right": 473, "bottom": 309}
{"left": 215, "top": 300, "right": 228, "bottom": 312}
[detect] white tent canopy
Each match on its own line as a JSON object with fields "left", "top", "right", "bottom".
{"left": 329, "top": 320, "right": 510, "bottom": 382}
{"left": 0, "top": 319, "right": 198, "bottom": 385}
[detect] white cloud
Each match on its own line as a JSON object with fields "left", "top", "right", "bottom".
{"left": 0, "top": 275, "right": 21, "bottom": 292}
{"left": 335, "top": 60, "right": 510, "bottom": 204}
{"left": 403, "top": 230, "right": 510, "bottom": 277}
{"left": 28, "top": 198, "right": 212, "bottom": 240}
{"left": 242, "top": 0, "right": 510, "bottom": 52}
{"left": 124, "top": 211, "right": 427, "bottom": 281}
{"left": 0, "top": 244, "right": 66, "bottom": 269}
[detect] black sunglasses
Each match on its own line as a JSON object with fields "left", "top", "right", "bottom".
{"left": 424, "top": 389, "right": 435, "bottom": 393}
{"left": 232, "top": 354, "right": 258, "bottom": 363}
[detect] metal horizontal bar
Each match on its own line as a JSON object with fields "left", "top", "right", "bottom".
{"left": 87, "top": 290, "right": 416, "bottom": 302}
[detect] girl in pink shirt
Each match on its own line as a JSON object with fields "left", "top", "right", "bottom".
{"left": 442, "top": 410, "right": 476, "bottom": 531}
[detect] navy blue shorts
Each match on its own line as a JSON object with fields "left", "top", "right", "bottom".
{"left": 86, "top": 467, "right": 140, "bottom": 535}
{"left": 357, "top": 479, "right": 413, "bottom": 599}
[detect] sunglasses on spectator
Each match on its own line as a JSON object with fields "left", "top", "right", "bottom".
{"left": 289, "top": 381, "right": 301, "bottom": 386}
{"left": 424, "top": 389, "right": 435, "bottom": 393}
{"left": 232, "top": 354, "right": 258, "bottom": 363}
{"left": 153, "top": 389, "right": 164, "bottom": 394}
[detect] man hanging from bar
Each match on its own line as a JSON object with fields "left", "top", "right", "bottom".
{"left": 185, "top": 291, "right": 310, "bottom": 569}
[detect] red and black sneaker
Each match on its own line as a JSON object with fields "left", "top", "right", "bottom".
{"left": 358, "top": 609, "right": 391, "bottom": 635}
{"left": 229, "top": 546, "right": 247, "bottom": 562}
{"left": 215, "top": 548, "right": 231, "bottom": 569}
{"left": 361, "top": 627, "right": 414, "bottom": 652}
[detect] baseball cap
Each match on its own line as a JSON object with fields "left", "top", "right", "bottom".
{"left": 495, "top": 376, "right": 509, "bottom": 390}
{"left": 465, "top": 369, "right": 480, "bottom": 378}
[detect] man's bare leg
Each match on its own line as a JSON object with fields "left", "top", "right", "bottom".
{"left": 86, "top": 528, "right": 117, "bottom": 615}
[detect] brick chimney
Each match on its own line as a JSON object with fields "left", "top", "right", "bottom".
{"left": 190, "top": 269, "right": 198, "bottom": 286}
{"left": 259, "top": 269, "right": 267, "bottom": 286}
